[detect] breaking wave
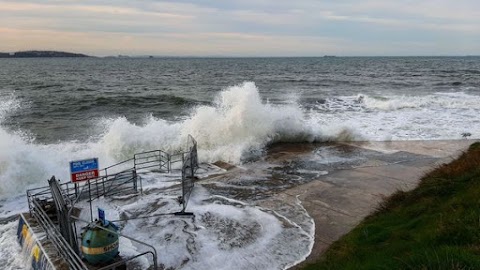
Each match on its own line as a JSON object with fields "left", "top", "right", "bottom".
{"left": 1, "top": 82, "right": 480, "bottom": 197}
{"left": 0, "top": 82, "right": 356, "bottom": 197}
{"left": 315, "top": 92, "right": 480, "bottom": 112}
{"left": 358, "top": 92, "right": 480, "bottom": 111}
{"left": 97, "top": 82, "right": 356, "bottom": 162}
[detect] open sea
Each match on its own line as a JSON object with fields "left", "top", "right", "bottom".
{"left": 0, "top": 56, "right": 479, "bottom": 196}
{"left": 0, "top": 56, "right": 480, "bottom": 269}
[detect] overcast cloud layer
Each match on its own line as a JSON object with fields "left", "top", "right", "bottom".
{"left": 0, "top": 0, "right": 479, "bottom": 56}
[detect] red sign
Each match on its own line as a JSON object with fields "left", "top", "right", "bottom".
{"left": 71, "top": 169, "right": 99, "bottom": 182}
{"left": 70, "top": 158, "right": 99, "bottom": 183}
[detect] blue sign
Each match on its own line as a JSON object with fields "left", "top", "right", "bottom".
{"left": 70, "top": 158, "right": 99, "bottom": 173}
{"left": 98, "top": 208, "right": 106, "bottom": 226}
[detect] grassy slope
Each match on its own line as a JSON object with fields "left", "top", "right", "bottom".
{"left": 304, "top": 142, "right": 480, "bottom": 270}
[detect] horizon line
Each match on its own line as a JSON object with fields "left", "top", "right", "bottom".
{"left": 1, "top": 50, "right": 479, "bottom": 59}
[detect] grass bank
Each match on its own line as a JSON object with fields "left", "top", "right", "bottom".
{"left": 304, "top": 142, "right": 480, "bottom": 270}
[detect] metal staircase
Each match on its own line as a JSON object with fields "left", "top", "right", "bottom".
{"left": 23, "top": 135, "right": 199, "bottom": 270}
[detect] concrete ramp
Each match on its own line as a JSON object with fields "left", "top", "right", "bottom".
{"left": 285, "top": 140, "right": 476, "bottom": 268}
{"left": 198, "top": 140, "right": 477, "bottom": 269}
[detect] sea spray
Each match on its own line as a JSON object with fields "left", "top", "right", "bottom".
{"left": 99, "top": 82, "right": 357, "bottom": 163}
{"left": 181, "top": 82, "right": 320, "bottom": 161}
{"left": 2, "top": 83, "right": 479, "bottom": 198}
{"left": 0, "top": 221, "right": 30, "bottom": 268}
{"left": 0, "top": 82, "right": 356, "bottom": 197}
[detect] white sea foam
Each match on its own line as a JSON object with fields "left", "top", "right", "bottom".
{"left": 0, "top": 82, "right": 349, "bottom": 197}
{"left": 0, "top": 221, "right": 26, "bottom": 268}
{"left": 98, "top": 82, "right": 361, "bottom": 163}
{"left": 0, "top": 93, "right": 21, "bottom": 121}
{"left": 359, "top": 92, "right": 480, "bottom": 111}
{"left": 316, "top": 91, "right": 480, "bottom": 141}
{"left": 1, "top": 83, "right": 479, "bottom": 269}
{"left": 90, "top": 185, "right": 315, "bottom": 270}
{"left": 1, "top": 83, "right": 480, "bottom": 198}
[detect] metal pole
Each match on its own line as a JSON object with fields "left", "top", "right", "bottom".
{"left": 168, "top": 154, "right": 171, "bottom": 173}
{"left": 159, "top": 152, "right": 162, "bottom": 171}
{"left": 133, "top": 154, "right": 136, "bottom": 172}
{"left": 132, "top": 169, "right": 137, "bottom": 192}
{"left": 102, "top": 176, "right": 106, "bottom": 195}
{"left": 95, "top": 178, "right": 99, "bottom": 199}
{"left": 139, "top": 173, "right": 143, "bottom": 195}
{"left": 191, "top": 152, "right": 194, "bottom": 182}
{"left": 88, "top": 180, "right": 93, "bottom": 222}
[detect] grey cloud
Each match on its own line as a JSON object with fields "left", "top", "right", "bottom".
{"left": 0, "top": 0, "right": 479, "bottom": 55}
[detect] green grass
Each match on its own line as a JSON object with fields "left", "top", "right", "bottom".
{"left": 303, "top": 142, "right": 480, "bottom": 270}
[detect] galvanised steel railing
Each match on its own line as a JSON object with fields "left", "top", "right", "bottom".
{"left": 134, "top": 149, "right": 171, "bottom": 173}
{"left": 24, "top": 135, "right": 199, "bottom": 269}
{"left": 179, "top": 135, "right": 199, "bottom": 213}
{"left": 31, "top": 199, "right": 88, "bottom": 270}
{"left": 18, "top": 213, "right": 56, "bottom": 270}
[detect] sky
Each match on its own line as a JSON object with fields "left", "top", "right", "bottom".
{"left": 0, "top": 0, "right": 479, "bottom": 56}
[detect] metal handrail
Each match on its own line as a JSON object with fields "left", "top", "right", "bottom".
{"left": 134, "top": 150, "right": 171, "bottom": 173}
{"left": 97, "top": 251, "right": 156, "bottom": 270}
{"left": 24, "top": 136, "right": 198, "bottom": 270}
{"left": 27, "top": 147, "right": 173, "bottom": 204}
{"left": 32, "top": 199, "right": 88, "bottom": 270}
{"left": 19, "top": 213, "right": 56, "bottom": 269}
{"left": 90, "top": 176, "right": 137, "bottom": 201}
{"left": 134, "top": 149, "right": 166, "bottom": 155}
{"left": 102, "top": 158, "right": 134, "bottom": 172}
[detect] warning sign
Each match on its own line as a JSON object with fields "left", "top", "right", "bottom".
{"left": 70, "top": 158, "right": 99, "bottom": 183}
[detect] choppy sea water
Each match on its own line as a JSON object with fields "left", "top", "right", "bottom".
{"left": 0, "top": 57, "right": 479, "bottom": 269}
{"left": 1, "top": 56, "right": 479, "bottom": 196}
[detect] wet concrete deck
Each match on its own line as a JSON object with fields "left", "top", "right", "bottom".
{"left": 286, "top": 140, "right": 476, "bottom": 269}
{"left": 11, "top": 140, "right": 475, "bottom": 270}
{"left": 200, "top": 140, "right": 477, "bottom": 269}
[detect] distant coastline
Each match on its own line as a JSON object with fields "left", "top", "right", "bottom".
{"left": 0, "top": 50, "right": 90, "bottom": 58}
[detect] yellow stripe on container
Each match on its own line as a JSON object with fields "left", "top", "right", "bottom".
{"left": 21, "top": 224, "right": 30, "bottom": 244}
{"left": 24, "top": 226, "right": 33, "bottom": 247}
{"left": 81, "top": 241, "right": 119, "bottom": 255}
{"left": 32, "top": 245, "right": 41, "bottom": 262}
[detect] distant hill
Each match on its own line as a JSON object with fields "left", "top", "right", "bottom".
{"left": 0, "top": 50, "right": 90, "bottom": 58}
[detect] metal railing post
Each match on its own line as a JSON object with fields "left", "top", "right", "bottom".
{"left": 168, "top": 154, "right": 171, "bottom": 173}
{"left": 88, "top": 180, "right": 93, "bottom": 222}
{"left": 133, "top": 169, "right": 137, "bottom": 192}
{"left": 102, "top": 176, "right": 106, "bottom": 195}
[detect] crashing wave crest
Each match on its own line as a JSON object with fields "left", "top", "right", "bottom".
{"left": 0, "top": 82, "right": 356, "bottom": 196}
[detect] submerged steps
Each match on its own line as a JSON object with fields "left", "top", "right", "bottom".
{"left": 17, "top": 213, "right": 69, "bottom": 270}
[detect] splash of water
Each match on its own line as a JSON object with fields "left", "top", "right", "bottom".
{"left": 3, "top": 82, "right": 479, "bottom": 198}
{"left": 0, "top": 82, "right": 356, "bottom": 197}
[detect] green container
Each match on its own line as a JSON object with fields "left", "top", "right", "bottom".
{"left": 81, "top": 221, "right": 119, "bottom": 265}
